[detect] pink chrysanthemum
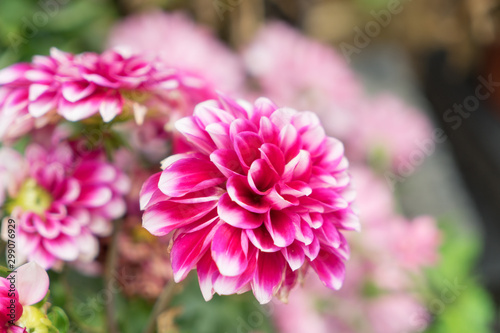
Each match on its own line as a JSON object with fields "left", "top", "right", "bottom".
{"left": 108, "top": 11, "right": 245, "bottom": 95}
{"left": 1, "top": 142, "right": 130, "bottom": 269}
{"left": 0, "top": 48, "right": 214, "bottom": 142}
{"left": 140, "top": 96, "right": 359, "bottom": 304}
{"left": 346, "top": 95, "right": 433, "bottom": 171}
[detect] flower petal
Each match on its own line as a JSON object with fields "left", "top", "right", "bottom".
{"left": 142, "top": 199, "right": 218, "bottom": 236}
{"left": 218, "top": 193, "right": 264, "bottom": 229}
{"left": 12, "top": 262, "right": 49, "bottom": 306}
{"left": 264, "top": 210, "right": 297, "bottom": 247}
{"left": 211, "top": 224, "right": 249, "bottom": 277}
{"left": 251, "top": 252, "right": 285, "bottom": 304}
{"left": 171, "top": 221, "right": 219, "bottom": 282}
{"left": 309, "top": 250, "right": 345, "bottom": 290}
{"left": 158, "top": 157, "right": 225, "bottom": 197}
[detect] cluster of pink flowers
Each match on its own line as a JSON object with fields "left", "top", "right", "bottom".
{"left": 0, "top": 47, "right": 217, "bottom": 143}
{"left": 0, "top": 136, "right": 129, "bottom": 269}
{"left": 0, "top": 10, "right": 442, "bottom": 326}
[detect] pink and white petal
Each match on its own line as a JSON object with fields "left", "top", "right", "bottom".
{"left": 139, "top": 172, "right": 162, "bottom": 210}
{"left": 196, "top": 251, "right": 217, "bottom": 301}
{"left": 88, "top": 215, "right": 112, "bottom": 236}
{"left": 29, "top": 246, "right": 56, "bottom": 269}
{"left": 233, "top": 131, "right": 263, "bottom": 168}
{"left": 168, "top": 187, "right": 225, "bottom": 204}
{"left": 61, "top": 81, "right": 96, "bottom": 103}
{"left": 210, "top": 149, "right": 244, "bottom": 177}
{"left": 58, "top": 96, "right": 101, "bottom": 121}
{"left": 247, "top": 159, "right": 279, "bottom": 195}
{"left": 73, "top": 161, "right": 117, "bottom": 185}
{"left": 258, "top": 117, "right": 279, "bottom": 145}
{"left": 280, "top": 181, "right": 312, "bottom": 197}
{"left": 42, "top": 234, "right": 79, "bottom": 261}
{"left": 264, "top": 187, "right": 298, "bottom": 210}
{"left": 59, "top": 216, "right": 81, "bottom": 236}
{"left": 0, "top": 63, "right": 31, "bottom": 84}
{"left": 55, "top": 178, "right": 81, "bottom": 204}
{"left": 309, "top": 250, "right": 345, "bottom": 290}
{"left": 259, "top": 143, "right": 284, "bottom": 176}
{"left": 205, "top": 122, "right": 231, "bottom": 149}
{"left": 95, "top": 194, "right": 126, "bottom": 220}
{"left": 315, "top": 221, "right": 341, "bottom": 248}
{"left": 279, "top": 124, "right": 301, "bottom": 162}
{"left": 251, "top": 252, "right": 286, "bottom": 304}
{"left": 175, "top": 116, "right": 216, "bottom": 155}
{"left": 193, "top": 101, "right": 235, "bottom": 127}
{"left": 281, "top": 242, "right": 305, "bottom": 271}
{"left": 158, "top": 157, "right": 225, "bottom": 197}
{"left": 171, "top": 222, "right": 220, "bottom": 282}
{"left": 213, "top": 247, "right": 257, "bottom": 295}
{"left": 28, "top": 84, "right": 50, "bottom": 101}
{"left": 12, "top": 262, "right": 49, "bottom": 306}
{"left": 75, "top": 230, "right": 99, "bottom": 261}
{"left": 211, "top": 223, "right": 249, "bottom": 277}
{"left": 253, "top": 98, "right": 278, "bottom": 119}
{"left": 303, "top": 236, "right": 320, "bottom": 260}
{"left": 33, "top": 215, "right": 60, "bottom": 239}
{"left": 217, "top": 193, "right": 264, "bottom": 229}
{"left": 99, "top": 93, "right": 124, "bottom": 122}
{"left": 142, "top": 200, "right": 217, "bottom": 236}
{"left": 229, "top": 118, "right": 258, "bottom": 140}
{"left": 246, "top": 226, "right": 281, "bottom": 252}
{"left": 75, "top": 185, "right": 113, "bottom": 207}
{"left": 226, "top": 175, "right": 270, "bottom": 214}
{"left": 264, "top": 210, "right": 297, "bottom": 247}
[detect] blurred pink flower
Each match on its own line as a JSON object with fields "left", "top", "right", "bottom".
{"left": 1, "top": 141, "right": 130, "bottom": 269}
{"left": 108, "top": 11, "right": 245, "bottom": 95}
{"left": 391, "top": 216, "right": 441, "bottom": 270}
{"left": 0, "top": 48, "right": 214, "bottom": 143}
{"left": 140, "top": 96, "right": 358, "bottom": 304}
{"left": 0, "top": 262, "right": 49, "bottom": 332}
{"left": 346, "top": 95, "right": 433, "bottom": 171}
{"left": 243, "top": 22, "right": 362, "bottom": 138}
{"left": 367, "top": 294, "right": 428, "bottom": 333}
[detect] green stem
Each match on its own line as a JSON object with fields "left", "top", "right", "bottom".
{"left": 141, "top": 279, "right": 178, "bottom": 333}
{"left": 104, "top": 219, "right": 123, "bottom": 333}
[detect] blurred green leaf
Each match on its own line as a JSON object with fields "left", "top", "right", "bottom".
{"left": 48, "top": 306, "right": 70, "bottom": 333}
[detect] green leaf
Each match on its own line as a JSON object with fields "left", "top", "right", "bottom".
{"left": 48, "top": 306, "right": 70, "bottom": 333}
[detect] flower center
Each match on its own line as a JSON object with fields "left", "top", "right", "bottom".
{"left": 16, "top": 306, "right": 54, "bottom": 331}
{"left": 6, "top": 179, "right": 52, "bottom": 216}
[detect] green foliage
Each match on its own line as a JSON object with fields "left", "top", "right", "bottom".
{"left": 424, "top": 219, "right": 495, "bottom": 333}
{"left": 0, "top": 0, "right": 119, "bottom": 67}
{"left": 171, "top": 275, "right": 277, "bottom": 333}
{"left": 48, "top": 306, "right": 70, "bottom": 333}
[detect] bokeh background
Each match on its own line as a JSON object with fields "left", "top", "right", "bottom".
{"left": 1, "top": 0, "right": 499, "bottom": 332}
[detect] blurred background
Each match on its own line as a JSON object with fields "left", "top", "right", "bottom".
{"left": 1, "top": 0, "right": 499, "bottom": 332}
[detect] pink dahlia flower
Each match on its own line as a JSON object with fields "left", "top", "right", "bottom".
{"left": 0, "top": 142, "right": 130, "bottom": 269}
{"left": 0, "top": 48, "right": 209, "bottom": 142}
{"left": 140, "top": 96, "right": 358, "bottom": 304}
{"left": 346, "top": 94, "right": 433, "bottom": 171}
{"left": 0, "top": 262, "right": 49, "bottom": 333}
{"left": 108, "top": 11, "right": 245, "bottom": 95}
